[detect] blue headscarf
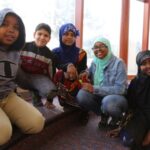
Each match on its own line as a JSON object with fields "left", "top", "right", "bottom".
{"left": 93, "top": 37, "right": 112, "bottom": 85}
{"left": 53, "top": 23, "right": 80, "bottom": 65}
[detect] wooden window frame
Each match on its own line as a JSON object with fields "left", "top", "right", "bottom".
{"left": 75, "top": 0, "right": 150, "bottom": 79}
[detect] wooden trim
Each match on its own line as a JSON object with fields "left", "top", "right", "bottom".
{"left": 137, "top": 0, "right": 149, "bottom": 3}
{"left": 75, "top": 0, "right": 84, "bottom": 48}
{"left": 142, "top": 1, "right": 150, "bottom": 50}
{"left": 119, "top": 0, "right": 130, "bottom": 66}
{"left": 128, "top": 75, "right": 135, "bottom": 80}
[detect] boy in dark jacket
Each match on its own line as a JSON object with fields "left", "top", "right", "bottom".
{"left": 17, "top": 23, "right": 57, "bottom": 109}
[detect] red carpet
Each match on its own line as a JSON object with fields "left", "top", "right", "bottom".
{"left": 9, "top": 112, "right": 129, "bottom": 150}
{"left": 42, "top": 113, "right": 129, "bottom": 150}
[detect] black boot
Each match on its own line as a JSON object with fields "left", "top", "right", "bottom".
{"left": 32, "top": 92, "right": 43, "bottom": 107}
{"left": 98, "top": 114, "right": 109, "bottom": 129}
{"left": 79, "top": 110, "right": 89, "bottom": 125}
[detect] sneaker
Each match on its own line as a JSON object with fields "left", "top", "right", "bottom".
{"left": 108, "top": 118, "right": 120, "bottom": 129}
{"left": 32, "top": 92, "right": 43, "bottom": 107}
{"left": 33, "top": 99, "right": 43, "bottom": 107}
{"left": 98, "top": 115, "right": 108, "bottom": 129}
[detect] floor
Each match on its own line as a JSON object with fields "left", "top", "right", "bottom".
{"left": 9, "top": 112, "right": 129, "bottom": 150}
{"left": 1, "top": 89, "right": 130, "bottom": 150}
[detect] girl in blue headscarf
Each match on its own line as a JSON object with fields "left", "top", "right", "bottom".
{"left": 76, "top": 37, "right": 128, "bottom": 128}
{"left": 52, "top": 23, "right": 87, "bottom": 74}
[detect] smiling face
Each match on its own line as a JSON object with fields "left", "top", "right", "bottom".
{"left": 34, "top": 28, "right": 51, "bottom": 47}
{"left": 140, "top": 58, "right": 150, "bottom": 76}
{"left": 0, "top": 14, "right": 19, "bottom": 49}
{"left": 92, "top": 42, "right": 108, "bottom": 59}
{"left": 62, "top": 31, "right": 76, "bottom": 46}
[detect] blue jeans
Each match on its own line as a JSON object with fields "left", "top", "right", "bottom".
{"left": 76, "top": 89, "right": 128, "bottom": 118}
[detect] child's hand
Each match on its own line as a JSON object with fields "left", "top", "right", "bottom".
{"left": 82, "top": 83, "right": 93, "bottom": 93}
{"left": 44, "top": 101, "right": 55, "bottom": 109}
{"left": 79, "top": 71, "right": 89, "bottom": 82}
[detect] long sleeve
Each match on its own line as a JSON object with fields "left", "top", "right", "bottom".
{"left": 92, "top": 58, "right": 127, "bottom": 96}
{"left": 77, "top": 49, "right": 87, "bottom": 74}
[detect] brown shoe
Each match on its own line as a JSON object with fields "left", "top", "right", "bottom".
{"left": 45, "top": 101, "right": 55, "bottom": 109}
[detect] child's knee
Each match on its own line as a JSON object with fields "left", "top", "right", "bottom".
{"left": 23, "top": 114, "right": 45, "bottom": 134}
{"left": 101, "top": 98, "right": 114, "bottom": 115}
{"left": 0, "top": 123, "right": 12, "bottom": 145}
{"left": 31, "top": 115, "right": 45, "bottom": 133}
{"left": 76, "top": 89, "right": 89, "bottom": 104}
{"left": 101, "top": 96, "right": 123, "bottom": 117}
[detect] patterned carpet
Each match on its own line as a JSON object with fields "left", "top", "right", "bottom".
{"left": 9, "top": 112, "right": 129, "bottom": 150}
{"left": 4, "top": 89, "right": 130, "bottom": 150}
{"left": 42, "top": 113, "right": 129, "bottom": 150}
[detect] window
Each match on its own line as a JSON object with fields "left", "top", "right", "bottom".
{"left": 83, "top": 0, "right": 121, "bottom": 66}
{"left": 0, "top": 0, "right": 75, "bottom": 49}
{"left": 128, "top": 0, "right": 144, "bottom": 75}
{"left": 0, "top": 0, "right": 147, "bottom": 76}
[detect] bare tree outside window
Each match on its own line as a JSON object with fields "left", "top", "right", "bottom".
{"left": 0, "top": 0, "right": 75, "bottom": 49}
{"left": 83, "top": 0, "right": 121, "bottom": 66}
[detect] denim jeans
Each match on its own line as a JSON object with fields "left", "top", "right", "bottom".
{"left": 76, "top": 89, "right": 128, "bottom": 118}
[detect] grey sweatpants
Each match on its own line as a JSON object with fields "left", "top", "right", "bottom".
{"left": 16, "top": 68, "right": 57, "bottom": 98}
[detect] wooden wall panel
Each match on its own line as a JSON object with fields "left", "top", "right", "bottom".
{"left": 119, "top": 0, "right": 130, "bottom": 66}
{"left": 75, "top": 0, "right": 84, "bottom": 48}
{"left": 142, "top": 1, "right": 150, "bottom": 50}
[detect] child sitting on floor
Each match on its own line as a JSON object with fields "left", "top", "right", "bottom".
{"left": 17, "top": 23, "right": 57, "bottom": 109}
{"left": 53, "top": 63, "right": 89, "bottom": 107}
{"left": 108, "top": 50, "right": 150, "bottom": 150}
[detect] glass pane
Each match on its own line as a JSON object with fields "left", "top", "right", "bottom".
{"left": 0, "top": 0, "right": 75, "bottom": 49}
{"left": 83, "top": 0, "right": 121, "bottom": 66}
{"left": 128, "top": 0, "right": 144, "bottom": 75}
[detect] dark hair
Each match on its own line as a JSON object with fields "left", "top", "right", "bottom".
{"left": 35, "top": 23, "right": 51, "bottom": 35}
